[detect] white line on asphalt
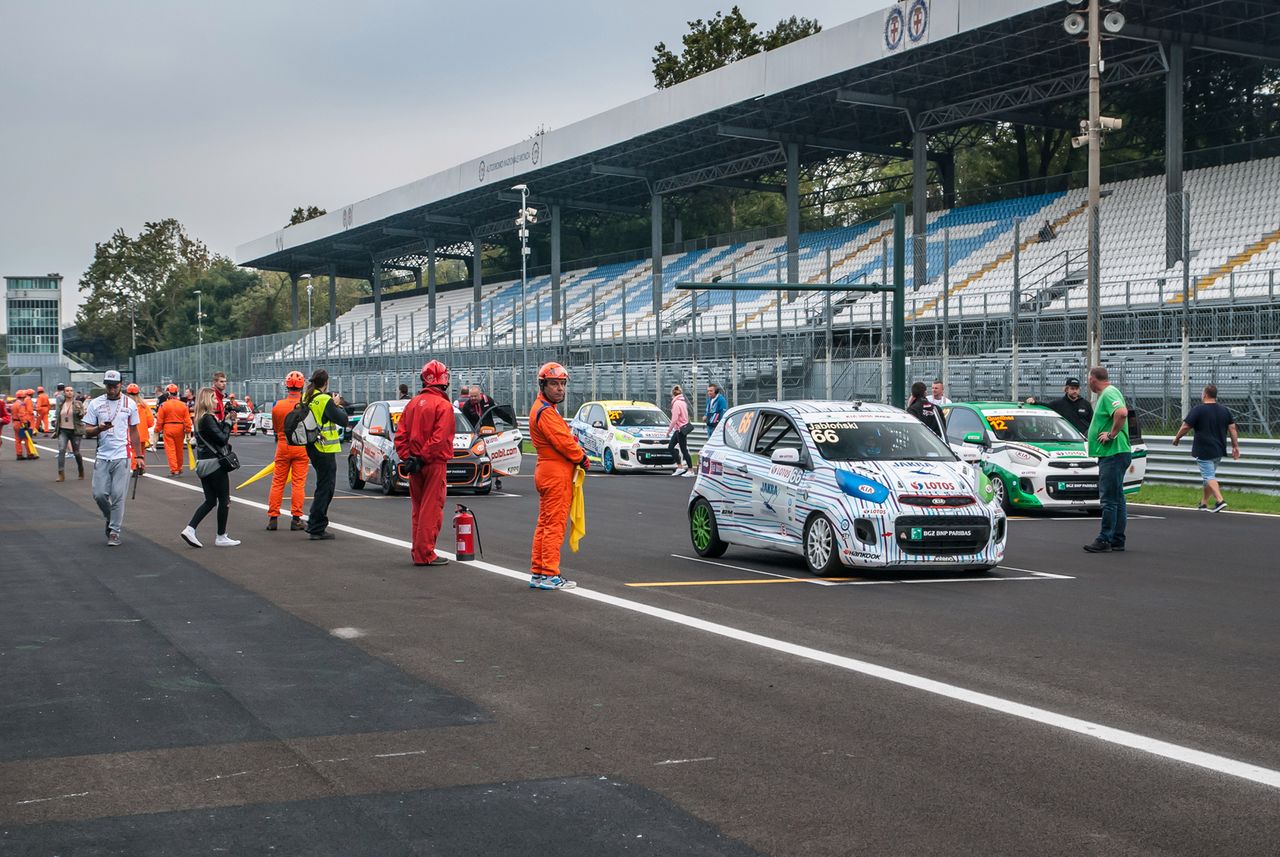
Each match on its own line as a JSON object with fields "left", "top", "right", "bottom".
{"left": 1131, "top": 502, "right": 1278, "bottom": 518}
{"left": 997, "top": 565, "right": 1076, "bottom": 580}
{"left": 672, "top": 554, "right": 1075, "bottom": 586}
{"left": 36, "top": 442, "right": 1280, "bottom": 791}
{"left": 670, "top": 554, "right": 818, "bottom": 584}
{"left": 654, "top": 757, "right": 715, "bottom": 765}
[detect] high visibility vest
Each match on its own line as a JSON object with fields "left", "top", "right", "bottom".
{"left": 308, "top": 392, "right": 342, "bottom": 453}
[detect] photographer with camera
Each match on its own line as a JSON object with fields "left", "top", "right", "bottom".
{"left": 395, "top": 360, "right": 455, "bottom": 566}
{"left": 301, "top": 369, "right": 350, "bottom": 541}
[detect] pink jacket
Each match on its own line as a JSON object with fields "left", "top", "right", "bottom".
{"left": 668, "top": 396, "right": 689, "bottom": 435}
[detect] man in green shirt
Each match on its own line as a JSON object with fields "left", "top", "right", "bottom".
{"left": 1084, "top": 366, "right": 1131, "bottom": 553}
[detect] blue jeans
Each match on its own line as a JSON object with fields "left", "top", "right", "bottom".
{"left": 1097, "top": 452, "right": 1132, "bottom": 547}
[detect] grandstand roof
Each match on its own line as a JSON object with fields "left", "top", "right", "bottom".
{"left": 237, "top": 0, "right": 1279, "bottom": 280}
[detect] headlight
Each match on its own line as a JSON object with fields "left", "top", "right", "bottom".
{"left": 470, "top": 440, "right": 487, "bottom": 456}
{"left": 834, "top": 470, "right": 890, "bottom": 503}
{"left": 613, "top": 431, "right": 637, "bottom": 444}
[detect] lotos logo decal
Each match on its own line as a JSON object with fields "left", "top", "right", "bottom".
{"left": 910, "top": 480, "right": 956, "bottom": 491}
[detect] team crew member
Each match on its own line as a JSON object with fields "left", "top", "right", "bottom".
{"left": 0, "top": 396, "right": 9, "bottom": 470}
{"left": 459, "top": 385, "right": 497, "bottom": 431}
{"left": 55, "top": 387, "right": 86, "bottom": 481}
{"left": 1083, "top": 366, "right": 1131, "bottom": 554}
{"left": 705, "top": 384, "right": 728, "bottom": 436}
{"left": 394, "top": 360, "right": 455, "bottom": 566}
{"left": 12, "top": 390, "right": 37, "bottom": 459}
{"left": 301, "top": 369, "right": 349, "bottom": 541}
{"left": 83, "top": 370, "right": 145, "bottom": 546}
{"left": 35, "top": 387, "right": 51, "bottom": 435}
{"left": 906, "top": 381, "right": 947, "bottom": 438}
{"left": 266, "top": 371, "right": 309, "bottom": 531}
{"left": 1048, "top": 377, "right": 1093, "bottom": 435}
{"left": 125, "top": 384, "right": 154, "bottom": 470}
{"left": 528, "top": 362, "right": 588, "bottom": 591}
{"left": 156, "top": 384, "right": 192, "bottom": 476}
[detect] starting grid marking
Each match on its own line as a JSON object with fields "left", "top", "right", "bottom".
{"left": 621, "top": 555, "right": 1074, "bottom": 588}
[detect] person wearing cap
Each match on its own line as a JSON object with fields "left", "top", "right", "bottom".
{"left": 266, "top": 371, "right": 310, "bottom": 531}
{"left": 55, "top": 385, "right": 86, "bottom": 481}
{"left": 11, "top": 390, "right": 38, "bottom": 460}
{"left": 35, "top": 386, "right": 51, "bottom": 435}
{"left": 156, "top": 383, "right": 192, "bottom": 476}
{"left": 1047, "top": 377, "right": 1094, "bottom": 436}
{"left": 83, "top": 370, "right": 144, "bottom": 546}
{"left": 528, "top": 362, "right": 589, "bottom": 591}
{"left": 395, "top": 360, "right": 455, "bottom": 566}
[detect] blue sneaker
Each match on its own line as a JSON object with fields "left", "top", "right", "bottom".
{"left": 528, "top": 574, "right": 545, "bottom": 589}
{"left": 537, "top": 575, "right": 576, "bottom": 591}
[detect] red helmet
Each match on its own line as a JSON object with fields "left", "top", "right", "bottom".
{"left": 421, "top": 359, "right": 450, "bottom": 387}
{"left": 166, "top": 383, "right": 179, "bottom": 394}
{"left": 537, "top": 362, "right": 569, "bottom": 382}
{"left": 126, "top": 383, "right": 140, "bottom": 394}
{"left": 285, "top": 370, "right": 305, "bottom": 390}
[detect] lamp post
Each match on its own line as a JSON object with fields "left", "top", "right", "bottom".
{"left": 302, "top": 273, "right": 314, "bottom": 329}
{"left": 194, "top": 289, "right": 204, "bottom": 388}
{"left": 512, "top": 183, "right": 534, "bottom": 403}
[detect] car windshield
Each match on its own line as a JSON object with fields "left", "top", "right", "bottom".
{"left": 454, "top": 412, "right": 473, "bottom": 434}
{"left": 806, "top": 419, "right": 957, "bottom": 462}
{"left": 983, "top": 412, "right": 1082, "bottom": 442}
{"left": 609, "top": 408, "right": 666, "bottom": 427}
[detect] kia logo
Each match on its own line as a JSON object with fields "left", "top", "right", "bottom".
{"left": 931, "top": 497, "right": 945, "bottom": 505}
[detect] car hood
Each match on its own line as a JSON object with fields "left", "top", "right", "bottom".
{"left": 616, "top": 426, "right": 668, "bottom": 441}
{"left": 831, "top": 459, "right": 982, "bottom": 498}
{"left": 998, "top": 440, "right": 1095, "bottom": 464}
{"left": 453, "top": 432, "right": 475, "bottom": 451}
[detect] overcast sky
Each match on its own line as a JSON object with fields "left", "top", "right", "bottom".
{"left": 0, "top": 0, "right": 885, "bottom": 328}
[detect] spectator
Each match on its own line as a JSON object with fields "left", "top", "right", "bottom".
{"left": 927, "top": 379, "right": 951, "bottom": 408}
{"left": 398, "top": 383, "right": 411, "bottom": 400}
{"left": 181, "top": 387, "right": 241, "bottom": 548}
{"left": 55, "top": 385, "right": 86, "bottom": 482}
{"left": 1083, "top": 366, "right": 1131, "bottom": 554}
{"left": 212, "top": 372, "right": 228, "bottom": 420}
{"left": 906, "top": 381, "right": 946, "bottom": 438}
{"left": 704, "top": 383, "right": 728, "bottom": 436}
{"left": 1171, "top": 384, "right": 1240, "bottom": 513}
{"left": 82, "top": 370, "right": 145, "bottom": 546}
{"left": 1047, "top": 378, "right": 1093, "bottom": 435}
{"left": 667, "top": 384, "right": 694, "bottom": 477}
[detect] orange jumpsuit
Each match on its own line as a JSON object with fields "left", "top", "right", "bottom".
{"left": 12, "top": 397, "right": 37, "bottom": 459}
{"left": 268, "top": 392, "right": 310, "bottom": 520}
{"left": 395, "top": 387, "right": 454, "bottom": 564}
{"left": 36, "top": 392, "right": 51, "bottom": 434}
{"left": 528, "top": 394, "right": 588, "bottom": 578}
{"left": 155, "top": 398, "right": 192, "bottom": 474}
{"left": 129, "top": 397, "right": 154, "bottom": 469}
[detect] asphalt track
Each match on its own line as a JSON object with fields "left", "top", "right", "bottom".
{"left": 2, "top": 433, "right": 1279, "bottom": 856}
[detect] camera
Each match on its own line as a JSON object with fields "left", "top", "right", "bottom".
{"left": 397, "top": 455, "right": 425, "bottom": 478}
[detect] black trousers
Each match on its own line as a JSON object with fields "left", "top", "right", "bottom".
{"left": 190, "top": 466, "right": 230, "bottom": 535}
{"left": 668, "top": 427, "right": 692, "bottom": 468}
{"left": 307, "top": 447, "right": 337, "bottom": 534}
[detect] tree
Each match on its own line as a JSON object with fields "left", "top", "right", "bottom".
{"left": 288, "top": 205, "right": 327, "bottom": 227}
{"left": 652, "top": 7, "right": 820, "bottom": 89}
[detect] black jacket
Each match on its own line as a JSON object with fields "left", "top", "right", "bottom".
{"left": 195, "top": 413, "right": 232, "bottom": 460}
{"left": 907, "top": 397, "right": 947, "bottom": 438}
{"left": 1047, "top": 395, "right": 1093, "bottom": 435}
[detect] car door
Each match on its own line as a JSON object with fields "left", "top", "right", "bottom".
{"left": 484, "top": 407, "right": 523, "bottom": 477}
{"left": 360, "top": 404, "right": 390, "bottom": 482}
{"left": 708, "top": 407, "right": 758, "bottom": 535}
{"left": 944, "top": 406, "right": 986, "bottom": 463}
{"left": 744, "top": 410, "right": 809, "bottom": 546}
{"left": 1124, "top": 408, "right": 1147, "bottom": 492}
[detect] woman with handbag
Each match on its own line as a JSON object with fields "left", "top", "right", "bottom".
{"left": 667, "top": 384, "right": 694, "bottom": 477}
{"left": 181, "top": 388, "right": 241, "bottom": 548}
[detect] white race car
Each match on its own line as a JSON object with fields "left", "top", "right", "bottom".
{"left": 688, "top": 400, "right": 1006, "bottom": 576}
{"left": 570, "top": 400, "right": 678, "bottom": 473}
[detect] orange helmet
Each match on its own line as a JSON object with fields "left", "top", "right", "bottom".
{"left": 285, "top": 370, "right": 305, "bottom": 390}
{"left": 421, "top": 359, "right": 450, "bottom": 387}
{"left": 166, "top": 383, "right": 179, "bottom": 394}
{"left": 18, "top": 389, "right": 29, "bottom": 398}
{"left": 126, "top": 383, "right": 140, "bottom": 394}
{"left": 537, "top": 362, "right": 569, "bottom": 382}
{"left": 37, "top": 386, "right": 45, "bottom": 393}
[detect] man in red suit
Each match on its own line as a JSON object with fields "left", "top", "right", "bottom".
{"left": 394, "top": 360, "right": 455, "bottom": 566}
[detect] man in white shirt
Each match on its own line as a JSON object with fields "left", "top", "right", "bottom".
{"left": 927, "top": 379, "right": 951, "bottom": 408}
{"left": 83, "top": 370, "right": 145, "bottom": 546}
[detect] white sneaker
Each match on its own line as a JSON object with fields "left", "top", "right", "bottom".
{"left": 670, "top": 468, "right": 685, "bottom": 476}
{"left": 681, "top": 469, "right": 696, "bottom": 478}
{"left": 181, "top": 526, "right": 202, "bottom": 548}
{"left": 215, "top": 534, "right": 241, "bottom": 547}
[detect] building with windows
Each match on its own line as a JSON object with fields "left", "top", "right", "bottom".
{"left": 5, "top": 275, "right": 63, "bottom": 364}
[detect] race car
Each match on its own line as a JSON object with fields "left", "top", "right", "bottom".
{"left": 941, "top": 401, "right": 1148, "bottom": 512}
{"left": 253, "top": 410, "right": 273, "bottom": 435}
{"left": 569, "top": 400, "right": 678, "bottom": 473}
{"left": 688, "top": 400, "right": 1006, "bottom": 576}
{"left": 347, "top": 400, "right": 521, "bottom": 495}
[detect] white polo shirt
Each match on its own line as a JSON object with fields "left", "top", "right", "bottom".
{"left": 83, "top": 394, "right": 139, "bottom": 461}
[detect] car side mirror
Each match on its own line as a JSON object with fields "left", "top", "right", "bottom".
{"left": 368, "top": 426, "right": 384, "bottom": 436}
{"left": 479, "top": 425, "right": 497, "bottom": 436}
{"left": 591, "top": 420, "right": 605, "bottom": 429}
{"left": 963, "top": 432, "right": 986, "bottom": 447}
{"left": 771, "top": 448, "right": 801, "bottom": 466}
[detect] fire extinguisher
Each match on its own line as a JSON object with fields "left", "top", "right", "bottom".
{"left": 453, "top": 504, "right": 481, "bottom": 561}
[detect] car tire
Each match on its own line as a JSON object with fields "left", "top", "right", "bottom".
{"left": 689, "top": 497, "right": 727, "bottom": 558}
{"left": 990, "top": 475, "right": 1012, "bottom": 514}
{"left": 803, "top": 514, "right": 843, "bottom": 577}
{"left": 348, "top": 456, "right": 365, "bottom": 490}
{"left": 476, "top": 485, "right": 492, "bottom": 495}
{"left": 602, "top": 448, "right": 616, "bottom": 474}
{"left": 380, "top": 463, "right": 396, "bottom": 496}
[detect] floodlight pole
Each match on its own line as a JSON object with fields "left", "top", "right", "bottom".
{"left": 195, "top": 289, "right": 204, "bottom": 388}
{"left": 516, "top": 185, "right": 530, "bottom": 398}
{"left": 1086, "top": 0, "right": 1102, "bottom": 372}
{"left": 891, "top": 203, "right": 906, "bottom": 409}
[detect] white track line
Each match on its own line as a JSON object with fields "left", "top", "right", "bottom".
{"left": 34, "top": 442, "right": 1280, "bottom": 791}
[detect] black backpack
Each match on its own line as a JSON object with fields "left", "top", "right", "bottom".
{"left": 284, "top": 397, "right": 320, "bottom": 447}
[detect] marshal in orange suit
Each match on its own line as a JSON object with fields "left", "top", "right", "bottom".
{"left": 527, "top": 362, "right": 589, "bottom": 591}
{"left": 155, "top": 386, "right": 192, "bottom": 475}
{"left": 266, "top": 371, "right": 310, "bottom": 531}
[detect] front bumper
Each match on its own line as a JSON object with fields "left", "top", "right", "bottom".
{"left": 611, "top": 442, "right": 679, "bottom": 470}
{"left": 834, "top": 511, "right": 1007, "bottom": 568}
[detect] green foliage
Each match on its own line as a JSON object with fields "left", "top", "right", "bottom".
{"left": 652, "top": 6, "right": 820, "bottom": 89}
{"left": 288, "top": 205, "right": 327, "bottom": 227}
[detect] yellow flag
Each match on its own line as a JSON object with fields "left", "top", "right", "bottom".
{"left": 187, "top": 441, "right": 196, "bottom": 471}
{"left": 25, "top": 434, "right": 38, "bottom": 457}
{"left": 236, "top": 461, "right": 276, "bottom": 490}
{"left": 569, "top": 467, "right": 586, "bottom": 552}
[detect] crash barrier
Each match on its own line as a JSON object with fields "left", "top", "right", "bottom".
{"left": 517, "top": 419, "right": 1277, "bottom": 493}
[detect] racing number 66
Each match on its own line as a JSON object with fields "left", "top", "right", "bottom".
{"left": 811, "top": 429, "right": 839, "bottom": 444}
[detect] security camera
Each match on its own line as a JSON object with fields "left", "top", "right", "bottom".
{"left": 1063, "top": 13, "right": 1085, "bottom": 36}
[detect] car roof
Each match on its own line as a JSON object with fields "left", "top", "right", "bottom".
{"left": 368, "top": 400, "right": 408, "bottom": 414}
{"left": 726, "top": 400, "right": 910, "bottom": 421}
{"left": 952, "top": 401, "right": 1057, "bottom": 412}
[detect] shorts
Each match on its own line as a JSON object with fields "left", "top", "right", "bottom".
{"left": 1195, "top": 457, "right": 1220, "bottom": 483}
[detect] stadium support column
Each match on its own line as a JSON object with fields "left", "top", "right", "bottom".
{"left": 472, "top": 237, "right": 483, "bottom": 328}
{"left": 786, "top": 142, "right": 800, "bottom": 298}
{"left": 892, "top": 203, "right": 906, "bottom": 409}
{"left": 370, "top": 266, "right": 383, "bottom": 339}
{"left": 426, "top": 238, "right": 437, "bottom": 331}
{"left": 328, "top": 265, "right": 337, "bottom": 339}
{"left": 651, "top": 192, "right": 663, "bottom": 396}
{"left": 1165, "top": 42, "right": 1185, "bottom": 270}
{"left": 912, "top": 130, "right": 927, "bottom": 291}
{"left": 289, "top": 273, "right": 299, "bottom": 331}
{"left": 551, "top": 204, "right": 562, "bottom": 324}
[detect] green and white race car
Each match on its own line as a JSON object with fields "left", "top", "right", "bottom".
{"left": 941, "top": 401, "right": 1147, "bottom": 512}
